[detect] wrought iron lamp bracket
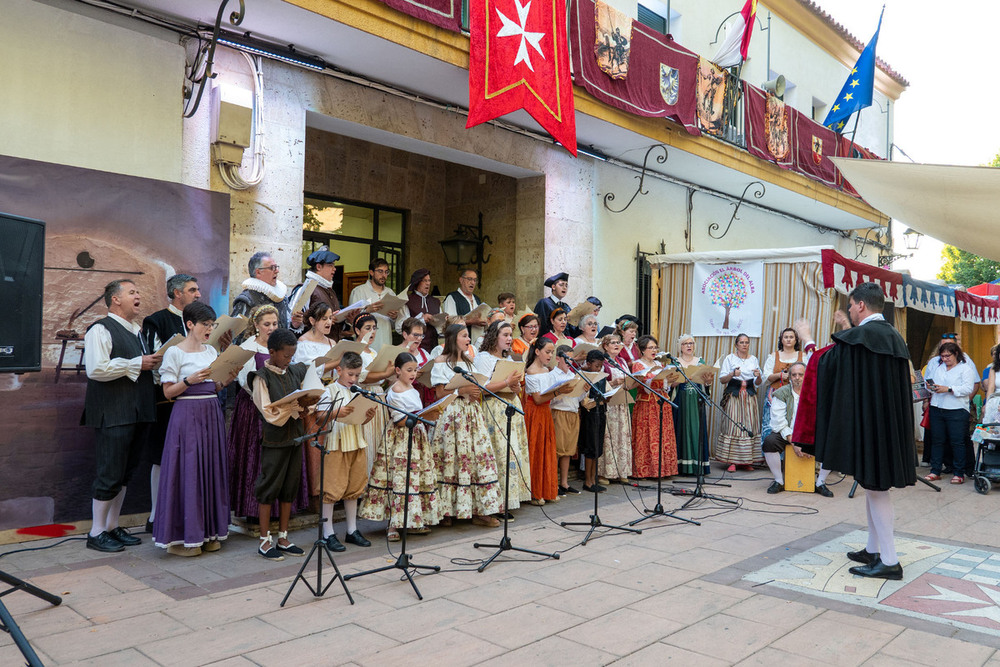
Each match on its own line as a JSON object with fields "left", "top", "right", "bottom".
{"left": 708, "top": 181, "right": 765, "bottom": 240}
{"left": 603, "top": 144, "right": 668, "bottom": 214}
{"left": 183, "top": 0, "right": 247, "bottom": 118}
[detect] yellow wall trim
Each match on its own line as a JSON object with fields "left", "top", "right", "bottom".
{"left": 286, "top": 0, "right": 886, "bottom": 225}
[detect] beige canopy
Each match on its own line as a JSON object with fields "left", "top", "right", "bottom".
{"left": 831, "top": 158, "right": 1000, "bottom": 261}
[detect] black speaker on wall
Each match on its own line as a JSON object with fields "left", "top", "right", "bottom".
{"left": 0, "top": 212, "right": 45, "bottom": 373}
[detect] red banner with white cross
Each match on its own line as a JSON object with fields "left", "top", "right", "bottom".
{"left": 467, "top": 0, "right": 577, "bottom": 155}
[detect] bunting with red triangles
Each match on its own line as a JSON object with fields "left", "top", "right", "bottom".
{"left": 467, "top": 0, "right": 577, "bottom": 155}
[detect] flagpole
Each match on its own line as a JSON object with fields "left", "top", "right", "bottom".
{"left": 846, "top": 112, "right": 861, "bottom": 158}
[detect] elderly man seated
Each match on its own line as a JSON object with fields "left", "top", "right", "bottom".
{"left": 761, "top": 361, "right": 834, "bottom": 497}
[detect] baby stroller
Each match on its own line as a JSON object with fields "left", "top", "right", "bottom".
{"left": 971, "top": 423, "right": 1000, "bottom": 495}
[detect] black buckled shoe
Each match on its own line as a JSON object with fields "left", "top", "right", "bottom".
{"left": 814, "top": 484, "right": 834, "bottom": 498}
{"left": 849, "top": 558, "right": 903, "bottom": 580}
{"left": 108, "top": 526, "right": 141, "bottom": 546}
{"left": 766, "top": 481, "right": 784, "bottom": 494}
{"left": 86, "top": 531, "right": 125, "bottom": 553}
{"left": 847, "top": 549, "right": 879, "bottom": 565}
{"left": 344, "top": 530, "right": 372, "bottom": 547}
{"left": 325, "top": 534, "right": 346, "bottom": 552}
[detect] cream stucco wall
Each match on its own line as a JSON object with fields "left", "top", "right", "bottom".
{"left": 592, "top": 160, "right": 857, "bottom": 320}
{"left": 0, "top": 0, "right": 184, "bottom": 181}
{"left": 11, "top": 0, "right": 881, "bottom": 322}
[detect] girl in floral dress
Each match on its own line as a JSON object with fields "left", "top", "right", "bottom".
{"left": 472, "top": 321, "right": 530, "bottom": 516}
{"left": 430, "top": 324, "right": 502, "bottom": 525}
{"left": 360, "top": 352, "right": 441, "bottom": 540}
{"left": 596, "top": 334, "right": 633, "bottom": 484}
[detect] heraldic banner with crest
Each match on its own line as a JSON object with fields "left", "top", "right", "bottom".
{"left": 691, "top": 261, "right": 764, "bottom": 337}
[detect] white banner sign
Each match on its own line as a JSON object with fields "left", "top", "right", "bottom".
{"left": 691, "top": 261, "right": 764, "bottom": 337}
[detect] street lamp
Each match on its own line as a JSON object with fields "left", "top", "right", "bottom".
{"left": 902, "top": 227, "right": 923, "bottom": 251}
{"left": 439, "top": 211, "right": 492, "bottom": 278}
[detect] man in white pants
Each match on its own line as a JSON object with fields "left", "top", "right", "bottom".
{"left": 793, "top": 283, "right": 916, "bottom": 581}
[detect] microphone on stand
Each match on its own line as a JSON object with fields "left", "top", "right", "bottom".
{"left": 350, "top": 385, "right": 374, "bottom": 398}
{"left": 452, "top": 365, "right": 472, "bottom": 377}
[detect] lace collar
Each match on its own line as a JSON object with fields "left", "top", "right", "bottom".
{"left": 241, "top": 278, "right": 288, "bottom": 302}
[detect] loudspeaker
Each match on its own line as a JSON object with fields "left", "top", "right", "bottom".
{"left": 762, "top": 75, "right": 786, "bottom": 99}
{"left": 0, "top": 213, "right": 45, "bottom": 373}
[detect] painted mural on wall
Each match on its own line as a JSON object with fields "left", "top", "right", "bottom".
{"left": 0, "top": 155, "right": 229, "bottom": 532}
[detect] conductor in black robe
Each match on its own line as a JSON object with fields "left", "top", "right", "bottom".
{"left": 793, "top": 282, "right": 915, "bottom": 580}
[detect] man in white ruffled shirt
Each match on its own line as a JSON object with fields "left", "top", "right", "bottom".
{"left": 231, "top": 251, "right": 303, "bottom": 330}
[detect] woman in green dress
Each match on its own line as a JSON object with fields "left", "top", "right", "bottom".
{"left": 672, "top": 334, "right": 711, "bottom": 476}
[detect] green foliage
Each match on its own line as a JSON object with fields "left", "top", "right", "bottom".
{"left": 302, "top": 204, "right": 322, "bottom": 232}
{"left": 937, "top": 245, "right": 1000, "bottom": 287}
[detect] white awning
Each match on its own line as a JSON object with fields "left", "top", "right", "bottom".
{"left": 832, "top": 158, "right": 1000, "bottom": 261}
{"left": 648, "top": 245, "right": 834, "bottom": 267}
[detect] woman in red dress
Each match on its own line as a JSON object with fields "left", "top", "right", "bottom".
{"left": 630, "top": 335, "right": 678, "bottom": 478}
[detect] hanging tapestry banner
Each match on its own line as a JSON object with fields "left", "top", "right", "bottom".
{"left": 696, "top": 57, "right": 727, "bottom": 137}
{"left": 765, "top": 94, "right": 789, "bottom": 160}
{"left": 568, "top": 0, "right": 700, "bottom": 134}
{"left": 468, "top": 0, "right": 577, "bottom": 155}
{"left": 792, "top": 109, "right": 839, "bottom": 187}
{"left": 744, "top": 82, "right": 794, "bottom": 169}
{"left": 595, "top": 0, "right": 631, "bottom": 79}
{"left": 691, "top": 261, "right": 764, "bottom": 337}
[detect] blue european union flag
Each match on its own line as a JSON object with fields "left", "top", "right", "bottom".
{"left": 822, "top": 8, "right": 883, "bottom": 133}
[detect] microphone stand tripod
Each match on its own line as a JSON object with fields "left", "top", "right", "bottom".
{"left": 557, "top": 353, "right": 641, "bottom": 545}
{"left": 462, "top": 367, "right": 560, "bottom": 571}
{"left": 0, "top": 570, "right": 61, "bottom": 667}
{"left": 613, "top": 359, "right": 700, "bottom": 528}
{"left": 664, "top": 362, "right": 738, "bottom": 508}
{"left": 281, "top": 394, "right": 354, "bottom": 607}
{"left": 342, "top": 388, "right": 440, "bottom": 600}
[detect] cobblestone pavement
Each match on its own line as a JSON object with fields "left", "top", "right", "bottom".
{"left": 4, "top": 468, "right": 1000, "bottom": 666}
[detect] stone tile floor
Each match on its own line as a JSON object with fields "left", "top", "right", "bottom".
{"left": 5, "top": 468, "right": 1000, "bottom": 665}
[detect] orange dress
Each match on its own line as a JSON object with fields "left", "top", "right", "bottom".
{"left": 524, "top": 371, "right": 559, "bottom": 501}
{"left": 511, "top": 338, "right": 530, "bottom": 358}
{"left": 630, "top": 360, "right": 679, "bottom": 478}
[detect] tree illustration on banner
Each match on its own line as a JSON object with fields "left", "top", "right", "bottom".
{"left": 708, "top": 270, "right": 748, "bottom": 330}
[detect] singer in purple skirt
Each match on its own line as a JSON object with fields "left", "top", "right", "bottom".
{"left": 153, "top": 302, "right": 238, "bottom": 557}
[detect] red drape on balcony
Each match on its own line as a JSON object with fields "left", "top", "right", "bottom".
{"left": 568, "top": 0, "right": 700, "bottom": 135}
{"left": 378, "top": 0, "right": 462, "bottom": 33}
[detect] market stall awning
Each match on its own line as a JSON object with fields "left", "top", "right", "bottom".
{"left": 831, "top": 158, "right": 1000, "bottom": 261}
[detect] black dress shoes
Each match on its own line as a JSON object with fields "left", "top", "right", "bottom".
{"left": 86, "top": 531, "right": 125, "bottom": 553}
{"left": 345, "top": 530, "right": 372, "bottom": 547}
{"left": 766, "top": 481, "right": 784, "bottom": 494}
{"left": 814, "top": 484, "right": 834, "bottom": 498}
{"left": 109, "top": 527, "right": 141, "bottom": 546}
{"left": 325, "top": 534, "right": 346, "bottom": 552}
{"left": 849, "top": 558, "right": 903, "bottom": 580}
{"left": 847, "top": 549, "right": 880, "bottom": 565}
